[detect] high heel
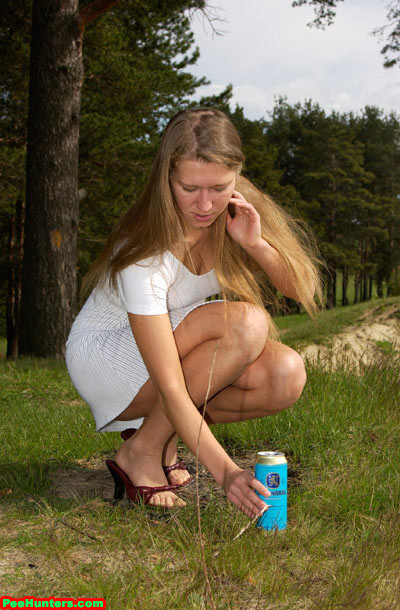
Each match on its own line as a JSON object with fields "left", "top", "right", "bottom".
{"left": 120, "top": 428, "right": 193, "bottom": 488}
{"left": 105, "top": 459, "right": 183, "bottom": 508}
{"left": 107, "top": 460, "right": 126, "bottom": 502}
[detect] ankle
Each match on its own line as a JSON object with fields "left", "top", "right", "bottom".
{"left": 124, "top": 430, "right": 164, "bottom": 460}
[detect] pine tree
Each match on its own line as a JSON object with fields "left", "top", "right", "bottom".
{"left": 77, "top": 2, "right": 209, "bottom": 279}
{"left": 292, "top": 0, "right": 400, "bottom": 68}
{"left": 0, "top": 0, "right": 31, "bottom": 356}
{"left": 266, "top": 99, "right": 376, "bottom": 308}
{"left": 0, "top": 0, "right": 209, "bottom": 357}
{"left": 352, "top": 107, "right": 400, "bottom": 297}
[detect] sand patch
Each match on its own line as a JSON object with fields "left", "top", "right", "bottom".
{"left": 301, "top": 303, "right": 400, "bottom": 371}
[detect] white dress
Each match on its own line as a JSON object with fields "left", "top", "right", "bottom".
{"left": 66, "top": 251, "right": 221, "bottom": 432}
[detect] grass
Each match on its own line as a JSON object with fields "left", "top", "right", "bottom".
{"left": 1, "top": 298, "right": 400, "bottom": 608}
{"left": 274, "top": 295, "right": 400, "bottom": 349}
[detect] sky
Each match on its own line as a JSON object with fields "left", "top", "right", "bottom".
{"left": 188, "top": 0, "right": 400, "bottom": 120}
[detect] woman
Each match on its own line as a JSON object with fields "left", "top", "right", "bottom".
{"left": 66, "top": 107, "right": 322, "bottom": 517}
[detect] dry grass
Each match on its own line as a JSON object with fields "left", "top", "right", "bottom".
{"left": 1, "top": 299, "right": 400, "bottom": 608}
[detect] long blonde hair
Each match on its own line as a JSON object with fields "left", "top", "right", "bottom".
{"left": 83, "top": 107, "right": 323, "bottom": 324}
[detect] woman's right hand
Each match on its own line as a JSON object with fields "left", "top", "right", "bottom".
{"left": 224, "top": 468, "right": 271, "bottom": 519}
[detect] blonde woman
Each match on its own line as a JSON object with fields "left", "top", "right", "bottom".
{"left": 66, "top": 108, "right": 322, "bottom": 517}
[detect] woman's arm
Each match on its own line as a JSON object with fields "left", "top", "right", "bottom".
{"left": 128, "top": 311, "right": 270, "bottom": 517}
{"left": 227, "top": 190, "right": 312, "bottom": 300}
{"left": 243, "top": 239, "right": 302, "bottom": 300}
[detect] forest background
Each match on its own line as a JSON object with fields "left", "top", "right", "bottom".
{"left": 1, "top": 0, "right": 400, "bottom": 359}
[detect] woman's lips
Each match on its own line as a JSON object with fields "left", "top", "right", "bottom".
{"left": 194, "top": 213, "right": 213, "bottom": 222}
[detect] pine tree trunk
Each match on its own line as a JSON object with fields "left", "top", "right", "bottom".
{"left": 368, "top": 275, "right": 373, "bottom": 300}
{"left": 326, "top": 268, "right": 336, "bottom": 309}
{"left": 354, "top": 269, "right": 359, "bottom": 304}
{"left": 19, "top": 0, "right": 83, "bottom": 357}
{"left": 342, "top": 266, "right": 349, "bottom": 306}
{"left": 6, "top": 199, "right": 25, "bottom": 359}
{"left": 362, "top": 270, "right": 368, "bottom": 302}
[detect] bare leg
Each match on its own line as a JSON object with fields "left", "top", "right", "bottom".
{"left": 115, "top": 302, "right": 305, "bottom": 506}
{"left": 204, "top": 339, "right": 307, "bottom": 422}
{"left": 150, "top": 339, "right": 305, "bottom": 491}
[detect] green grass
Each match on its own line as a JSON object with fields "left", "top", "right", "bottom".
{"left": 1, "top": 298, "right": 400, "bottom": 608}
{"left": 274, "top": 295, "right": 400, "bottom": 348}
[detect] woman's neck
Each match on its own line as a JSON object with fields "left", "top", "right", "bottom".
{"left": 183, "top": 227, "right": 210, "bottom": 249}
{"left": 171, "top": 230, "right": 213, "bottom": 275}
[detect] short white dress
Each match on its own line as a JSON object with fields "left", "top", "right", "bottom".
{"left": 66, "top": 251, "right": 221, "bottom": 432}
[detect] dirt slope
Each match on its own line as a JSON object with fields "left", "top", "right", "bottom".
{"left": 300, "top": 302, "right": 400, "bottom": 371}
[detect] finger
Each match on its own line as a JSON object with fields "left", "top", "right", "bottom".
{"left": 229, "top": 196, "right": 250, "bottom": 206}
{"left": 233, "top": 484, "right": 268, "bottom": 517}
{"left": 228, "top": 198, "right": 259, "bottom": 215}
{"left": 227, "top": 472, "right": 269, "bottom": 517}
{"left": 231, "top": 189, "right": 245, "bottom": 198}
{"left": 227, "top": 484, "right": 256, "bottom": 513}
{"left": 246, "top": 480, "right": 271, "bottom": 513}
{"left": 244, "top": 493, "right": 269, "bottom": 518}
{"left": 236, "top": 497, "right": 258, "bottom": 519}
{"left": 252, "top": 478, "right": 271, "bottom": 498}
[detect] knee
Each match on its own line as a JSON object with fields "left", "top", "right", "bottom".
{"left": 265, "top": 348, "right": 307, "bottom": 412}
{"left": 227, "top": 303, "right": 269, "bottom": 364}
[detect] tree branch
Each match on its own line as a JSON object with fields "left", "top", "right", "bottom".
{"left": 78, "top": 0, "right": 121, "bottom": 32}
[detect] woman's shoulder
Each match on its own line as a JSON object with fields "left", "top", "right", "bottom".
{"left": 117, "top": 250, "right": 176, "bottom": 284}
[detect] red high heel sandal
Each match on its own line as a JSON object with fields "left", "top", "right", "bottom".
{"left": 106, "top": 459, "right": 183, "bottom": 508}
{"left": 120, "top": 428, "right": 193, "bottom": 488}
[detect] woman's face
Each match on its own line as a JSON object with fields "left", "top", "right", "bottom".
{"left": 170, "top": 159, "right": 237, "bottom": 236}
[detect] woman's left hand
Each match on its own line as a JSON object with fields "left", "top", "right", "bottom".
{"left": 226, "top": 190, "right": 262, "bottom": 250}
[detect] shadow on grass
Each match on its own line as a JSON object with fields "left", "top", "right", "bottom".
{"left": 0, "top": 449, "right": 303, "bottom": 517}
{"left": 0, "top": 458, "right": 114, "bottom": 503}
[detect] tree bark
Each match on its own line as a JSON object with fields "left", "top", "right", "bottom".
{"left": 362, "top": 269, "right": 368, "bottom": 302}
{"left": 354, "top": 269, "right": 359, "bottom": 304}
{"left": 19, "top": 0, "right": 83, "bottom": 357}
{"left": 342, "top": 266, "right": 349, "bottom": 306}
{"left": 6, "top": 199, "right": 25, "bottom": 359}
{"left": 326, "top": 268, "right": 336, "bottom": 309}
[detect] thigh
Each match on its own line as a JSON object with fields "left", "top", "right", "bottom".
{"left": 118, "top": 301, "right": 227, "bottom": 417}
{"left": 117, "top": 300, "right": 269, "bottom": 418}
{"left": 173, "top": 299, "right": 270, "bottom": 359}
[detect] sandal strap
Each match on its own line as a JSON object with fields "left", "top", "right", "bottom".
{"left": 163, "top": 459, "right": 188, "bottom": 474}
{"left": 127, "top": 483, "right": 181, "bottom": 505}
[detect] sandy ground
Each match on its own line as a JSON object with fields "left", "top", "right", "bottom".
{"left": 300, "top": 302, "right": 400, "bottom": 372}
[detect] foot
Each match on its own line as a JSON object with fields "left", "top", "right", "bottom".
{"left": 163, "top": 434, "right": 193, "bottom": 487}
{"left": 115, "top": 434, "right": 186, "bottom": 508}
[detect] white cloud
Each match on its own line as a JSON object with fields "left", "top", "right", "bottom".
{"left": 189, "top": 0, "right": 399, "bottom": 119}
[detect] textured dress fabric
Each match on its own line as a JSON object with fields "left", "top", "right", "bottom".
{"left": 66, "top": 251, "right": 221, "bottom": 432}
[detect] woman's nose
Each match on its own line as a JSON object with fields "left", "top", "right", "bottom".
{"left": 197, "top": 189, "right": 213, "bottom": 211}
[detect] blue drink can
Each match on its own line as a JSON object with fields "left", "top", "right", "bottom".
{"left": 255, "top": 451, "right": 287, "bottom": 531}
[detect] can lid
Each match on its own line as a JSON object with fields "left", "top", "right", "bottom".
{"left": 256, "top": 451, "right": 287, "bottom": 465}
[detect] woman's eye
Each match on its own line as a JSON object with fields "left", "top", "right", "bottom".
{"left": 183, "top": 187, "right": 196, "bottom": 193}
{"left": 214, "top": 187, "right": 226, "bottom": 193}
